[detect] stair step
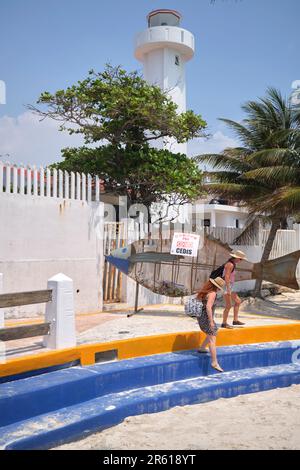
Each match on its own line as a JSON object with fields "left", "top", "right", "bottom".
{"left": 1, "top": 363, "right": 300, "bottom": 450}
{"left": 1, "top": 341, "right": 299, "bottom": 427}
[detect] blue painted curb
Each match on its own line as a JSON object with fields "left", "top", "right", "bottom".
{"left": 0, "top": 341, "right": 300, "bottom": 449}
{"left": 1, "top": 341, "right": 299, "bottom": 427}
{"left": 1, "top": 363, "right": 300, "bottom": 450}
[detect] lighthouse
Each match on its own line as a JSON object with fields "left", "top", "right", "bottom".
{"left": 135, "top": 9, "right": 195, "bottom": 154}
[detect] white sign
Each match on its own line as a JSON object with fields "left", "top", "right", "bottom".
{"left": 171, "top": 233, "right": 200, "bottom": 257}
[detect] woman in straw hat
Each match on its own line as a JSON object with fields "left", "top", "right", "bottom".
{"left": 221, "top": 250, "right": 247, "bottom": 329}
{"left": 196, "top": 276, "right": 225, "bottom": 373}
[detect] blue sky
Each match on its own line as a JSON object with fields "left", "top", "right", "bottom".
{"left": 0, "top": 0, "right": 299, "bottom": 165}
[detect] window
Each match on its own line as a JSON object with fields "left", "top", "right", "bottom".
{"left": 175, "top": 55, "right": 180, "bottom": 66}
{"left": 235, "top": 219, "right": 239, "bottom": 229}
{"left": 204, "top": 219, "right": 211, "bottom": 227}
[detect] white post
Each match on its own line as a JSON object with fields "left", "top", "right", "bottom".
{"left": 81, "top": 173, "right": 86, "bottom": 201}
{"left": 26, "top": 165, "right": 32, "bottom": 196}
{"left": 210, "top": 210, "right": 216, "bottom": 228}
{"left": 13, "top": 165, "right": 18, "bottom": 194}
{"left": 5, "top": 163, "right": 11, "bottom": 193}
{"left": 0, "top": 273, "right": 4, "bottom": 328}
{"left": 20, "top": 165, "right": 25, "bottom": 195}
{"left": 52, "top": 169, "right": 57, "bottom": 198}
{"left": 87, "top": 174, "right": 92, "bottom": 202}
{"left": 58, "top": 169, "right": 63, "bottom": 198}
{"left": 46, "top": 168, "right": 51, "bottom": 197}
{"left": 64, "top": 170, "right": 69, "bottom": 199}
{"left": 95, "top": 175, "right": 100, "bottom": 202}
{"left": 33, "top": 165, "right": 38, "bottom": 196}
{"left": 39, "top": 167, "right": 45, "bottom": 197}
{"left": 70, "top": 172, "right": 75, "bottom": 199}
{"left": 44, "top": 273, "right": 76, "bottom": 349}
{"left": 76, "top": 172, "right": 81, "bottom": 200}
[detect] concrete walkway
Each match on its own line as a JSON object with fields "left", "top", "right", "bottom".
{"left": 3, "top": 298, "right": 299, "bottom": 359}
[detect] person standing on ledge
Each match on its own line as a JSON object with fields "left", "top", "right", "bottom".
{"left": 213, "top": 250, "right": 247, "bottom": 329}
{"left": 210, "top": 250, "right": 247, "bottom": 328}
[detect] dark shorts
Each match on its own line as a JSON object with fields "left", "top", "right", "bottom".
{"left": 197, "top": 301, "right": 218, "bottom": 336}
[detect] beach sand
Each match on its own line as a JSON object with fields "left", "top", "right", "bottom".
{"left": 54, "top": 384, "right": 300, "bottom": 450}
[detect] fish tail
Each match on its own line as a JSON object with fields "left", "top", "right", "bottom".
{"left": 253, "top": 250, "right": 300, "bottom": 290}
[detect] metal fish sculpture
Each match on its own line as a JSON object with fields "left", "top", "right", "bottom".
{"left": 105, "top": 235, "right": 300, "bottom": 297}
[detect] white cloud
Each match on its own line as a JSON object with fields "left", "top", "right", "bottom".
{"left": 188, "top": 131, "right": 238, "bottom": 157}
{"left": 0, "top": 113, "right": 239, "bottom": 171}
{"left": 0, "top": 111, "right": 84, "bottom": 167}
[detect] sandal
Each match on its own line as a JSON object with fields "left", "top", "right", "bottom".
{"left": 211, "top": 363, "right": 224, "bottom": 373}
{"left": 197, "top": 348, "right": 208, "bottom": 354}
{"left": 233, "top": 320, "right": 245, "bottom": 326}
{"left": 221, "top": 323, "right": 233, "bottom": 329}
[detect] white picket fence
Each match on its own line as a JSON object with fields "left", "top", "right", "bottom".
{"left": 0, "top": 161, "right": 101, "bottom": 201}
{"left": 206, "top": 226, "right": 245, "bottom": 244}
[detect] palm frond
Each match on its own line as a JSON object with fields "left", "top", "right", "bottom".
{"left": 203, "top": 182, "right": 268, "bottom": 202}
{"left": 243, "top": 166, "right": 300, "bottom": 186}
{"left": 196, "top": 152, "right": 252, "bottom": 172}
{"left": 246, "top": 148, "right": 298, "bottom": 167}
{"left": 261, "top": 186, "right": 300, "bottom": 213}
{"left": 233, "top": 214, "right": 262, "bottom": 245}
{"left": 218, "top": 118, "right": 254, "bottom": 148}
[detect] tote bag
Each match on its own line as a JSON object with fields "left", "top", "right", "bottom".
{"left": 184, "top": 296, "right": 202, "bottom": 318}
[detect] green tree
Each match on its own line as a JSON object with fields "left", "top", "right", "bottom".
{"left": 196, "top": 88, "right": 300, "bottom": 297}
{"left": 30, "top": 65, "right": 205, "bottom": 146}
{"left": 30, "top": 65, "right": 206, "bottom": 212}
{"left": 52, "top": 145, "right": 203, "bottom": 210}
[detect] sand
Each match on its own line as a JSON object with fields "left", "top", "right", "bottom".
{"left": 54, "top": 384, "right": 300, "bottom": 450}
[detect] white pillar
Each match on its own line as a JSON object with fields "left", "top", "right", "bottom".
{"left": 210, "top": 210, "right": 216, "bottom": 228}
{"left": 58, "top": 169, "right": 63, "bottom": 198}
{"left": 44, "top": 273, "right": 76, "bottom": 349}
{"left": 95, "top": 176, "right": 100, "bottom": 202}
{"left": 20, "top": 165, "right": 25, "bottom": 195}
{"left": 0, "top": 273, "right": 4, "bottom": 328}
{"left": 46, "top": 168, "right": 51, "bottom": 197}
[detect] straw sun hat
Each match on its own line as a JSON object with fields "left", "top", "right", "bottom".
{"left": 229, "top": 250, "right": 247, "bottom": 261}
{"left": 209, "top": 277, "right": 225, "bottom": 291}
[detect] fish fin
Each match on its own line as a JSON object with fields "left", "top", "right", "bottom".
{"left": 253, "top": 250, "right": 300, "bottom": 290}
{"left": 105, "top": 255, "right": 132, "bottom": 275}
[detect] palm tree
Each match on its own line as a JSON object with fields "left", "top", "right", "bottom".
{"left": 196, "top": 88, "right": 300, "bottom": 297}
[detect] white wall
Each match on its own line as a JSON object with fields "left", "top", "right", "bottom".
{"left": 0, "top": 193, "right": 104, "bottom": 318}
{"left": 215, "top": 212, "right": 246, "bottom": 228}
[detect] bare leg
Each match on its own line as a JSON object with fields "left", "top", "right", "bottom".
{"left": 208, "top": 335, "right": 217, "bottom": 364}
{"left": 232, "top": 293, "right": 241, "bottom": 321}
{"left": 209, "top": 336, "right": 224, "bottom": 372}
{"left": 222, "top": 293, "right": 232, "bottom": 324}
{"left": 200, "top": 335, "right": 210, "bottom": 350}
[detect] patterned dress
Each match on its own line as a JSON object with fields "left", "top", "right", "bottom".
{"left": 197, "top": 297, "right": 218, "bottom": 336}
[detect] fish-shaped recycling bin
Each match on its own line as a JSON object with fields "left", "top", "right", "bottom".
{"left": 105, "top": 235, "right": 300, "bottom": 297}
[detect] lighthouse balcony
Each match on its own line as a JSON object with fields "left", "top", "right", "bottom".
{"left": 135, "top": 26, "right": 195, "bottom": 62}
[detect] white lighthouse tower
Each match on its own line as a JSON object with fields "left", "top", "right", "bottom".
{"left": 135, "top": 9, "right": 195, "bottom": 154}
